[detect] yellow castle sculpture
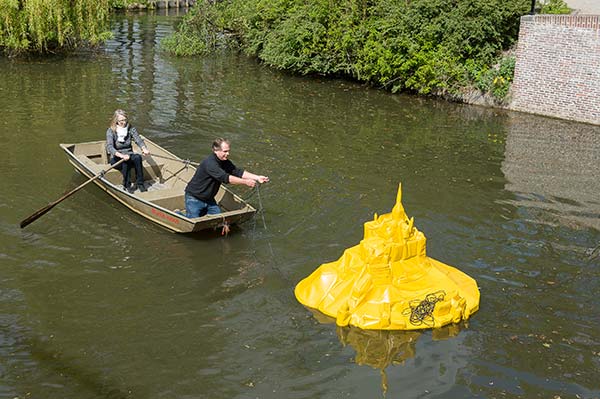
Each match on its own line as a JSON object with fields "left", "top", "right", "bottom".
{"left": 295, "top": 184, "right": 480, "bottom": 330}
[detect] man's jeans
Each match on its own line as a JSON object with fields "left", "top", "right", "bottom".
{"left": 185, "top": 193, "right": 221, "bottom": 218}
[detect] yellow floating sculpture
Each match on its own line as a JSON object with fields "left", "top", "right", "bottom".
{"left": 295, "top": 184, "right": 479, "bottom": 330}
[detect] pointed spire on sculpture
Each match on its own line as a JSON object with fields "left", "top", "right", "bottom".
{"left": 391, "top": 183, "right": 407, "bottom": 221}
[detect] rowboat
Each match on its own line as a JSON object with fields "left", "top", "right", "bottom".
{"left": 59, "top": 137, "right": 257, "bottom": 233}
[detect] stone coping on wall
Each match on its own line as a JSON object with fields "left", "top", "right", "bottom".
{"left": 522, "top": 14, "right": 600, "bottom": 29}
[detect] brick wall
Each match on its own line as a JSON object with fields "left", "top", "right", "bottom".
{"left": 509, "top": 15, "right": 600, "bottom": 125}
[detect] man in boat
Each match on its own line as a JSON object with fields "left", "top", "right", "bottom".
{"left": 106, "top": 109, "right": 150, "bottom": 193}
{"left": 184, "top": 138, "right": 269, "bottom": 218}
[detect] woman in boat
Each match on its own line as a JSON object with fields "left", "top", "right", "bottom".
{"left": 106, "top": 109, "right": 150, "bottom": 193}
{"left": 184, "top": 138, "right": 269, "bottom": 218}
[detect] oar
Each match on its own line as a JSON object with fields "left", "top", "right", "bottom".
{"left": 20, "top": 159, "right": 126, "bottom": 229}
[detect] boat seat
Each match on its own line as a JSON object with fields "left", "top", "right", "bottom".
{"left": 101, "top": 161, "right": 165, "bottom": 185}
{"left": 138, "top": 188, "right": 185, "bottom": 210}
{"left": 137, "top": 188, "right": 183, "bottom": 201}
{"left": 73, "top": 143, "right": 108, "bottom": 165}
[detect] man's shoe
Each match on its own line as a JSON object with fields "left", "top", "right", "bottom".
{"left": 137, "top": 183, "right": 147, "bottom": 192}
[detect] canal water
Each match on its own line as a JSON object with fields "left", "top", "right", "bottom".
{"left": 1, "top": 11, "right": 599, "bottom": 399}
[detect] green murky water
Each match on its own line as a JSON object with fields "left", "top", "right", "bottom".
{"left": 1, "top": 11, "right": 599, "bottom": 399}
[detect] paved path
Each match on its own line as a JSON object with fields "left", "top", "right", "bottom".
{"left": 565, "top": 0, "right": 600, "bottom": 14}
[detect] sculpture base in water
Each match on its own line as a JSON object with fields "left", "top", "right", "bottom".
{"left": 295, "top": 184, "right": 479, "bottom": 330}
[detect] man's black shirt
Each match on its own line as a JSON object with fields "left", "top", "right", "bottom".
{"left": 184, "top": 153, "right": 244, "bottom": 201}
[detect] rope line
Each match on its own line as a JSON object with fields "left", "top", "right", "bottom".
{"left": 150, "top": 153, "right": 200, "bottom": 167}
{"left": 402, "top": 290, "right": 446, "bottom": 326}
{"left": 240, "top": 183, "right": 267, "bottom": 230}
{"left": 255, "top": 183, "right": 267, "bottom": 230}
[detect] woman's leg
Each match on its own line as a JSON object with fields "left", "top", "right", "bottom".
{"left": 110, "top": 156, "right": 130, "bottom": 187}
{"left": 130, "top": 153, "right": 144, "bottom": 187}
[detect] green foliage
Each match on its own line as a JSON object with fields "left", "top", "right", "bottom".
{"left": 164, "top": 0, "right": 531, "bottom": 102}
{"left": 0, "top": 0, "right": 111, "bottom": 54}
{"left": 161, "top": 22, "right": 208, "bottom": 56}
{"left": 109, "top": 0, "right": 156, "bottom": 9}
{"left": 539, "top": 0, "right": 571, "bottom": 14}
{"left": 475, "top": 55, "right": 516, "bottom": 102}
{"left": 162, "top": 2, "right": 230, "bottom": 56}
{"left": 109, "top": 0, "right": 130, "bottom": 8}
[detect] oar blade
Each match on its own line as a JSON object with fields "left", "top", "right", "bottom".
{"left": 19, "top": 158, "right": 125, "bottom": 229}
{"left": 20, "top": 202, "right": 57, "bottom": 228}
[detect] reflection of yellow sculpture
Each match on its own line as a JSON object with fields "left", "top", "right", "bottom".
{"left": 295, "top": 184, "right": 479, "bottom": 330}
{"left": 338, "top": 326, "right": 420, "bottom": 369}
{"left": 337, "top": 323, "right": 464, "bottom": 394}
{"left": 306, "top": 307, "right": 466, "bottom": 394}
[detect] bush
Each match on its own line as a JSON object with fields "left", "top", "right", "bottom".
{"left": 162, "top": 0, "right": 237, "bottom": 56}
{"left": 164, "top": 0, "right": 531, "bottom": 102}
{"left": 539, "top": 0, "right": 571, "bottom": 14}
{"left": 162, "top": 22, "right": 208, "bottom": 56}
{"left": 475, "top": 55, "right": 516, "bottom": 102}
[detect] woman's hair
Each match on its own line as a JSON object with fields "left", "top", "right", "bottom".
{"left": 109, "top": 109, "right": 128, "bottom": 131}
{"left": 212, "top": 138, "right": 230, "bottom": 151}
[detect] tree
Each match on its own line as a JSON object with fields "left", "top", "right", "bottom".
{"left": 0, "top": 0, "right": 112, "bottom": 55}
